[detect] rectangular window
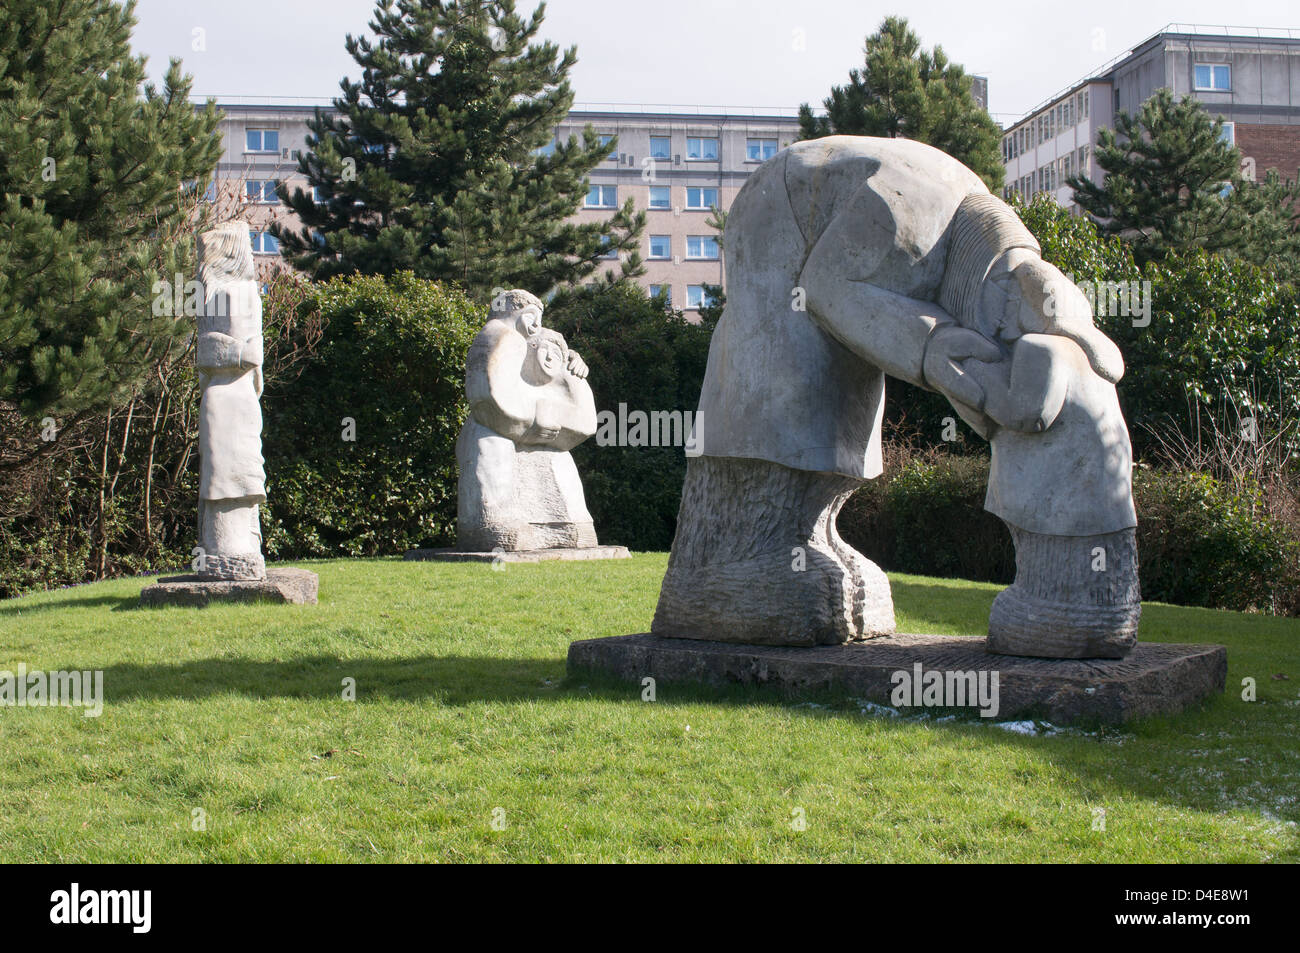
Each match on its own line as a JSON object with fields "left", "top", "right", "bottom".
{"left": 585, "top": 184, "right": 617, "bottom": 208}
{"left": 245, "top": 180, "right": 278, "bottom": 204}
{"left": 1081, "top": 89, "right": 1089, "bottom": 119}
{"left": 746, "top": 138, "right": 777, "bottom": 162}
{"left": 686, "top": 137, "right": 719, "bottom": 160}
{"left": 686, "top": 285, "right": 714, "bottom": 309}
{"left": 534, "top": 140, "right": 557, "bottom": 158}
{"left": 650, "top": 284, "right": 671, "bottom": 305}
{"left": 202, "top": 179, "right": 217, "bottom": 203}
{"left": 648, "top": 235, "right": 671, "bottom": 259}
{"left": 245, "top": 129, "right": 279, "bottom": 153}
{"left": 1194, "top": 64, "right": 1231, "bottom": 91}
{"left": 249, "top": 230, "right": 279, "bottom": 255}
{"left": 649, "top": 136, "right": 671, "bottom": 159}
{"left": 648, "top": 185, "right": 670, "bottom": 209}
{"left": 1219, "top": 122, "right": 1235, "bottom": 145}
{"left": 685, "top": 187, "right": 718, "bottom": 209}
{"left": 599, "top": 134, "right": 617, "bottom": 158}
{"left": 686, "top": 235, "right": 719, "bottom": 259}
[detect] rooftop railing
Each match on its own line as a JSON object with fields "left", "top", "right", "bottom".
{"left": 195, "top": 95, "right": 808, "bottom": 120}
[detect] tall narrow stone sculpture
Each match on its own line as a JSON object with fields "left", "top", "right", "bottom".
{"left": 406, "top": 290, "right": 629, "bottom": 563}
{"left": 194, "top": 223, "right": 267, "bottom": 580}
{"left": 652, "top": 136, "right": 1139, "bottom": 658}
{"left": 140, "top": 223, "right": 317, "bottom": 606}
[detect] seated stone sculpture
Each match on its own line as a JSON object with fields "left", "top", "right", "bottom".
{"left": 456, "top": 290, "right": 600, "bottom": 552}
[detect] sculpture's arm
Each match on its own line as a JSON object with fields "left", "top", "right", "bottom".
{"left": 517, "top": 378, "right": 597, "bottom": 451}
{"left": 467, "top": 335, "right": 539, "bottom": 441}
{"left": 802, "top": 276, "right": 945, "bottom": 388}
{"left": 196, "top": 331, "right": 262, "bottom": 373}
{"left": 802, "top": 274, "right": 1003, "bottom": 415}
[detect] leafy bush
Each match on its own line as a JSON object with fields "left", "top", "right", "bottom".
{"left": 838, "top": 444, "right": 1300, "bottom": 614}
{"left": 261, "top": 273, "right": 481, "bottom": 557}
{"left": 1016, "top": 194, "right": 1300, "bottom": 458}
{"left": 544, "top": 281, "right": 713, "bottom": 551}
{"left": 1135, "top": 467, "right": 1300, "bottom": 615}
{"left": 837, "top": 449, "right": 1014, "bottom": 583}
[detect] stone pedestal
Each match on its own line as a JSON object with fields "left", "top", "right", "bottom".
{"left": 140, "top": 567, "right": 318, "bottom": 607}
{"left": 567, "top": 632, "right": 1226, "bottom": 726}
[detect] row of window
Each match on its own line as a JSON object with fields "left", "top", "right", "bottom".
{"left": 585, "top": 135, "right": 778, "bottom": 163}
{"left": 1004, "top": 145, "right": 1091, "bottom": 200}
{"left": 647, "top": 234, "right": 720, "bottom": 260}
{"left": 1003, "top": 90, "right": 1091, "bottom": 161}
{"left": 585, "top": 184, "right": 720, "bottom": 210}
{"left": 648, "top": 284, "right": 717, "bottom": 310}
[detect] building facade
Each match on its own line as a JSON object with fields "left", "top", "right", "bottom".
{"left": 207, "top": 99, "right": 800, "bottom": 315}
{"left": 1002, "top": 25, "right": 1300, "bottom": 209}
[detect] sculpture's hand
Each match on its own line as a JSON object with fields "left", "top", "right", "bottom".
{"left": 526, "top": 398, "right": 563, "bottom": 444}
{"left": 240, "top": 335, "right": 264, "bottom": 370}
{"left": 923, "top": 325, "right": 1004, "bottom": 412}
{"left": 566, "top": 350, "right": 588, "bottom": 380}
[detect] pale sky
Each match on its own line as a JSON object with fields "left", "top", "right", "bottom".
{"left": 130, "top": 0, "right": 1297, "bottom": 124}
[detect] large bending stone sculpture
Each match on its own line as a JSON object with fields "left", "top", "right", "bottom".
{"left": 456, "top": 290, "right": 601, "bottom": 552}
{"left": 652, "top": 136, "right": 1139, "bottom": 659}
{"left": 195, "top": 223, "right": 267, "bottom": 581}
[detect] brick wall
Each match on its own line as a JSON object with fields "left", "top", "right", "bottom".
{"left": 1235, "top": 123, "right": 1300, "bottom": 180}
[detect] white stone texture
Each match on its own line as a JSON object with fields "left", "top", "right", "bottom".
{"left": 195, "top": 223, "right": 266, "bottom": 581}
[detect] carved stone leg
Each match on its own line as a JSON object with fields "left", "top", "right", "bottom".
{"left": 652, "top": 455, "right": 895, "bottom": 646}
{"left": 987, "top": 523, "right": 1140, "bottom": 658}
{"left": 198, "top": 497, "right": 266, "bottom": 580}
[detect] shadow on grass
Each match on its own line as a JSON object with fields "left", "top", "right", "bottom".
{"left": 0, "top": 593, "right": 142, "bottom": 617}
{"left": 80, "top": 650, "right": 1299, "bottom": 843}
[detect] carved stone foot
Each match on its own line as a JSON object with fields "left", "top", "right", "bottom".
{"left": 652, "top": 455, "right": 895, "bottom": 646}
{"left": 987, "top": 524, "right": 1140, "bottom": 658}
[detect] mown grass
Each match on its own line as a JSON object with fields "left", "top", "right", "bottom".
{"left": 0, "top": 554, "right": 1295, "bottom": 862}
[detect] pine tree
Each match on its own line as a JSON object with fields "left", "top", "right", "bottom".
{"left": 274, "top": 0, "right": 644, "bottom": 296}
{"left": 1069, "top": 88, "right": 1300, "bottom": 276}
{"left": 0, "top": 0, "right": 222, "bottom": 436}
{"left": 797, "top": 16, "right": 1003, "bottom": 190}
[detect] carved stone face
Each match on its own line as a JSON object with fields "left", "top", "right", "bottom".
{"left": 514, "top": 306, "right": 543, "bottom": 338}
{"left": 524, "top": 330, "right": 567, "bottom": 384}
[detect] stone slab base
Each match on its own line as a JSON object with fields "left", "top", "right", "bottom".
{"left": 140, "top": 568, "right": 319, "bottom": 607}
{"left": 404, "top": 546, "right": 631, "bottom": 564}
{"left": 567, "top": 632, "right": 1227, "bottom": 726}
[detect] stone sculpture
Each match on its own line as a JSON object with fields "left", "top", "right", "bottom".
{"left": 653, "top": 136, "right": 1139, "bottom": 658}
{"left": 140, "top": 222, "right": 318, "bottom": 606}
{"left": 195, "top": 222, "right": 267, "bottom": 581}
{"left": 456, "top": 290, "right": 601, "bottom": 552}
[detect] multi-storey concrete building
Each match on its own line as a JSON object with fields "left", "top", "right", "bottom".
{"left": 1001, "top": 24, "right": 1300, "bottom": 209}
{"left": 206, "top": 98, "right": 800, "bottom": 315}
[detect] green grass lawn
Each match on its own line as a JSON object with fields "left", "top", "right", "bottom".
{"left": 0, "top": 554, "right": 1296, "bottom": 862}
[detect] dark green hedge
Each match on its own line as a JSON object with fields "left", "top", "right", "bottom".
{"left": 838, "top": 451, "right": 1300, "bottom": 615}
{"left": 261, "top": 272, "right": 482, "bottom": 557}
